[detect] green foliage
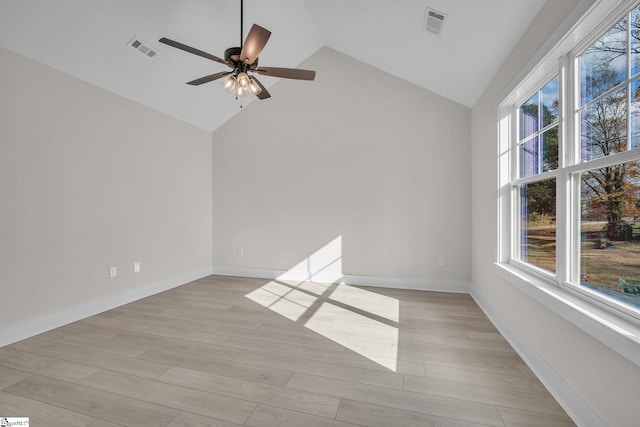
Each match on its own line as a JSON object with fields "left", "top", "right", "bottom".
{"left": 523, "top": 179, "right": 556, "bottom": 218}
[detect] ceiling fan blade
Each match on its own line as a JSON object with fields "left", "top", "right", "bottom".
{"left": 240, "top": 24, "right": 271, "bottom": 65}
{"left": 187, "top": 71, "right": 233, "bottom": 86}
{"left": 255, "top": 67, "right": 316, "bottom": 80}
{"left": 251, "top": 76, "right": 271, "bottom": 100}
{"left": 159, "top": 37, "right": 230, "bottom": 67}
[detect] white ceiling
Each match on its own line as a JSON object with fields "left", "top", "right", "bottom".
{"left": 0, "top": 0, "right": 547, "bottom": 132}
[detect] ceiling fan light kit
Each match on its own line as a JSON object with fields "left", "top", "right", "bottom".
{"left": 226, "top": 71, "right": 261, "bottom": 97}
{"left": 247, "top": 79, "right": 262, "bottom": 96}
{"left": 159, "top": 0, "right": 315, "bottom": 102}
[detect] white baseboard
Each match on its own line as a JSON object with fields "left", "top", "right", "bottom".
{"left": 471, "top": 289, "right": 606, "bottom": 427}
{"left": 210, "top": 265, "right": 285, "bottom": 280}
{"left": 210, "top": 265, "right": 470, "bottom": 293}
{"left": 343, "top": 274, "right": 470, "bottom": 293}
{"left": 0, "top": 266, "right": 213, "bottom": 347}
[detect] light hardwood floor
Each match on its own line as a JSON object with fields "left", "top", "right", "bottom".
{"left": 0, "top": 275, "right": 576, "bottom": 426}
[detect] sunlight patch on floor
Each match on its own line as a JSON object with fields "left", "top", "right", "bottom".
{"left": 304, "top": 302, "right": 399, "bottom": 371}
{"left": 329, "top": 283, "right": 399, "bottom": 322}
{"left": 245, "top": 283, "right": 313, "bottom": 321}
{"left": 244, "top": 235, "right": 400, "bottom": 371}
{"left": 277, "top": 236, "right": 343, "bottom": 283}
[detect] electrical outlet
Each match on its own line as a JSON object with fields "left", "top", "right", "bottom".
{"left": 133, "top": 261, "right": 141, "bottom": 273}
{"left": 109, "top": 266, "right": 117, "bottom": 278}
{"left": 438, "top": 256, "right": 447, "bottom": 267}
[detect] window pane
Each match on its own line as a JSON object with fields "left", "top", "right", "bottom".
{"left": 580, "top": 87, "right": 627, "bottom": 162}
{"left": 580, "top": 160, "right": 640, "bottom": 310}
{"left": 580, "top": 15, "right": 627, "bottom": 105}
{"left": 519, "top": 93, "right": 538, "bottom": 141}
{"left": 631, "top": 6, "right": 640, "bottom": 77}
{"left": 631, "top": 77, "right": 640, "bottom": 149}
{"left": 541, "top": 76, "right": 559, "bottom": 127}
{"left": 520, "top": 179, "right": 556, "bottom": 273}
{"left": 542, "top": 126, "right": 559, "bottom": 172}
{"left": 519, "top": 136, "right": 539, "bottom": 178}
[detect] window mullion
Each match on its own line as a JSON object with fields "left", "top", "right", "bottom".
{"left": 557, "top": 55, "right": 570, "bottom": 286}
{"left": 513, "top": 170, "right": 559, "bottom": 186}
{"left": 538, "top": 92, "right": 543, "bottom": 174}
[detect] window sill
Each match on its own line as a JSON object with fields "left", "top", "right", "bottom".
{"left": 494, "top": 262, "right": 640, "bottom": 368}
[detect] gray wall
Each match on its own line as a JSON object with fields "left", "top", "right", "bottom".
{"left": 470, "top": 1, "right": 640, "bottom": 425}
{"left": 212, "top": 47, "right": 471, "bottom": 285}
{"left": 0, "top": 47, "right": 213, "bottom": 344}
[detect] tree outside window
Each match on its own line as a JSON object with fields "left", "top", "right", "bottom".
{"left": 577, "top": 7, "right": 640, "bottom": 309}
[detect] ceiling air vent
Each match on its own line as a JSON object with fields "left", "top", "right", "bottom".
{"left": 423, "top": 7, "right": 447, "bottom": 35}
{"left": 127, "top": 36, "right": 158, "bottom": 58}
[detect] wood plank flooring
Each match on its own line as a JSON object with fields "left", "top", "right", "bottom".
{"left": 0, "top": 275, "right": 576, "bottom": 426}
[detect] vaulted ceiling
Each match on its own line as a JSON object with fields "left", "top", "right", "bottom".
{"left": 0, "top": 0, "right": 547, "bottom": 132}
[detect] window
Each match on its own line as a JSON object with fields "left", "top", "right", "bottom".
{"left": 515, "top": 78, "right": 559, "bottom": 273}
{"left": 501, "top": 0, "right": 640, "bottom": 321}
{"left": 519, "top": 77, "right": 560, "bottom": 177}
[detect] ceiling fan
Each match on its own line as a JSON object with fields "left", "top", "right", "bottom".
{"left": 158, "top": 0, "right": 316, "bottom": 100}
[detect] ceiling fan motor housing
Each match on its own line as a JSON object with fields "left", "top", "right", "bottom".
{"left": 224, "top": 47, "right": 242, "bottom": 64}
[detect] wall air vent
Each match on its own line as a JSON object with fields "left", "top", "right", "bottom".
{"left": 423, "top": 7, "right": 447, "bottom": 35}
{"left": 127, "top": 36, "right": 158, "bottom": 58}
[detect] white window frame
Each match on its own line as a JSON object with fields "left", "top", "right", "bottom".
{"left": 511, "top": 71, "right": 562, "bottom": 283}
{"left": 497, "top": 0, "right": 640, "bottom": 368}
